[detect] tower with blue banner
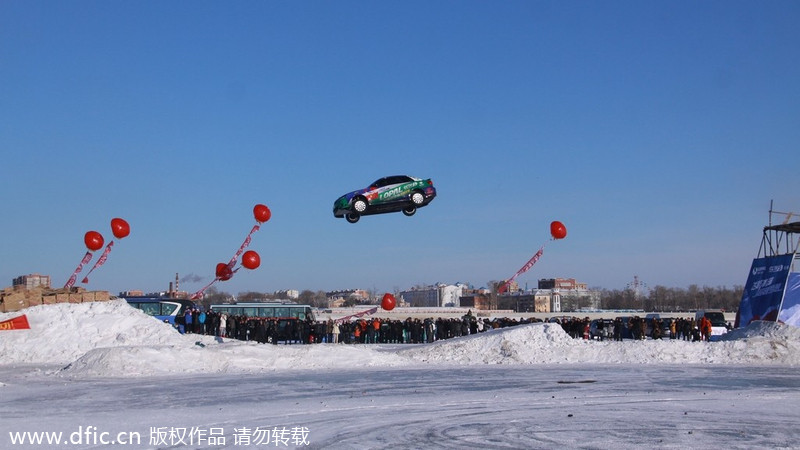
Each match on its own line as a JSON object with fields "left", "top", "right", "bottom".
{"left": 736, "top": 206, "right": 800, "bottom": 328}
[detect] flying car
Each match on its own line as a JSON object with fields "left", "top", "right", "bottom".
{"left": 333, "top": 175, "right": 436, "bottom": 223}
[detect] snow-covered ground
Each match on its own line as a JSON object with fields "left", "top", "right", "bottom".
{"left": 2, "top": 300, "right": 799, "bottom": 449}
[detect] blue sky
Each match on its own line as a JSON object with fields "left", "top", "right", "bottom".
{"left": 2, "top": 1, "right": 798, "bottom": 297}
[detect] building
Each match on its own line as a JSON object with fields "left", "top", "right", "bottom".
{"left": 503, "top": 280, "right": 521, "bottom": 294}
{"left": 399, "top": 283, "right": 469, "bottom": 308}
{"left": 400, "top": 285, "right": 439, "bottom": 307}
{"left": 538, "top": 278, "right": 588, "bottom": 290}
{"left": 120, "top": 290, "right": 145, "bottom": 297}
{"left": 459, "top": 293, "right": 492, "bottom": 310}
{"left": 275, "top": 289, "right": 299, "bottom": 300}
{"left": 551, "top": 290, "right": 562, "bottom": 312}
{"left": 496, "top": 290, "right": 555, "bottom": 313}
{"left": 326, "top": 289, "right": 370, "bottom": 307}
{"left": 440, "top": 283, "right": 468, "bottom": 307}
{"left": 535, "top": 278, "right": 595, "bottom": 311}
{"left": 12, "top": 273, "right": 51, "bottom": 290}
{"left": 487, "top": 277, "right": 594, "bottom": 313}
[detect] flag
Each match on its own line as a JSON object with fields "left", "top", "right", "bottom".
{"left": 0, "top": 315, "right": 30, "bottom": 330}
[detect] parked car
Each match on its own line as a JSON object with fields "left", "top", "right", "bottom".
{"left": 333, "top": 175, "right": 437, "bottom": 223}
{"left": 695, "top": 310, "right": 730, "bottom": 341}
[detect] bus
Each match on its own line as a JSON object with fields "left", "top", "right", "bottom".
{"left": 123, "top": 296, "right": 198, "bottom": 333}
{"left": 209, "top": 302, "right": 316, "bottom": 341}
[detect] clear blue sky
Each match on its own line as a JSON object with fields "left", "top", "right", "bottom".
{"left": 2, "top": 1, "right": 799, "bottom": 297}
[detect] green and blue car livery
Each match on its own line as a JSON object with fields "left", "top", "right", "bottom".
{"left": 333, "top": 175, "right": 436, "bottom": 223}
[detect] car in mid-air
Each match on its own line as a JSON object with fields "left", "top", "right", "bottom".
{"left": 333, "top": 175, "right": 436, "bottom": 223}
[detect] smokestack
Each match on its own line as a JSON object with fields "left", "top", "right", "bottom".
{"left": 175, "top": 273, "right": 179, "bottom": 293}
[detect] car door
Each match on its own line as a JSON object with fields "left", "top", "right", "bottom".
{"left": 374, "top": 176, "right": 412, "bottom": 204}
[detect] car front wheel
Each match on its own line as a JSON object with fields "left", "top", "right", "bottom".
{"left": 353, "top": 197, "right": 368, "bottom": 213}
{"left": 345, "top": 213, "right": 360, "bottom": 224}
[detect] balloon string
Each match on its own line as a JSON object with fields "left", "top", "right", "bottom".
{"left": 191, "top": 278, "right": 219, "bottom": 300}
{"left": 64, "top": 251, "right": 94, "bottom": 289}
{"left": 192, "top": 222, "right": 261, "bottom": 300}
{"left": 190, "top": 267, "right": 244, "bottom": 300}
{"left": 228, "top": 224, "right": 260, "bottom": 267}
{"left": 81, "top": 241, "right": 115, "bottom": 284}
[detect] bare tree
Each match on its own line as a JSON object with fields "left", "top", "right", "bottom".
{"left": 311, "top": 290, "right": 329, "bottom": 308}
{"left": 237, "top": 291, "right": 269, "bottom": 302}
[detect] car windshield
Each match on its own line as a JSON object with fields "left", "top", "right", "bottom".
{"left": 705, "top": 313, "right": 727, "bottom": 327}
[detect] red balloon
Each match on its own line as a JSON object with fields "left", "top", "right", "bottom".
{"left": 242, "top": 250, "right": 261, "bottom": 270}
{"left": 84, "top": 231, "right": 104, "bottom": 252}
{"left": 381, "top": 293, "right": 396, "bottom": 311}
{"left": 110, "top": 218, "right": 130, "bottom": 239}
{"left": 216, "top": 263, "right": 233, "bottom": 281}
{"left": 550, "top": 221, "right": 567, "bottom": 240}
{"left": 215, "top": 263, "right": 227, "bottom": 277}
{"left": 253, "top": 204, "right": 271, "bottom": 223}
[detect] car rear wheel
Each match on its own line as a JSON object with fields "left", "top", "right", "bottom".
{"left": 345, "top": 213, "right": 360, "bottom": 223}
{"left": 353, "top": 197, "right": 368, "bottom": 213}
{"left": 411, "top": 191, "right": 425, "bottom": 206}
{"left": 402, "top": 206, "right": 417, "bottom": 216}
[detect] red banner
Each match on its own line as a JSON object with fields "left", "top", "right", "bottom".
{"left": 0, "top": 315, "right": 30, "bottom": 330}
{"left": 82, "top": 241, "right": 115, "bottom": 284}
{"left": 65, "top": 251, "right": 94, "bottom": 289}
{"left": 229, "top": 224, "right": 260, "bottom": 266}
{"left": 498, "top": 245, "right": 545, "bottom": 294}
{"left": 335, "top": 307, "right": 378, "bottom": 323}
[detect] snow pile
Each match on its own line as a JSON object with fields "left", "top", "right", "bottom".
{"left": 2, "top": 301, "right": 800, "bottom": 378}
{"left": 398, "top": 321, "right": 800, "bottom": 365}
{"left": 0, "top": 300, "right": 187, "bottom": 365}
{"left": 398, "top": 322, "right": 576, "bottom": 364}
{"left": 0, "top": 300, "right": 407, "bottom": 376}
{"left": 720, "top": 320, "right": 800, "bottom": 341}
{"left": 61, "top": 340, "right": 409, "bottom": 377}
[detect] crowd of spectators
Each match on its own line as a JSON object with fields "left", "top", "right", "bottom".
{"left": 178, "top": 308, "right": 725, "bottom": 344}
{"left": 180, "top": 309, "right": 534, "bottom": 344}
{"left": 554, "top": 315, "right": 726, "bottom": 342}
